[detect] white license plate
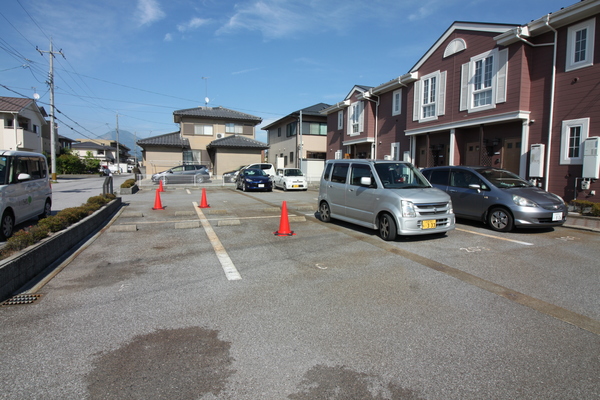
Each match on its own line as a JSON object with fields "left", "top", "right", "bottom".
{"left": 258, "top": 184, "right": 264, "bottom": 188}
{"left": 552, "top": 212, "right": 562, "bottom": 221}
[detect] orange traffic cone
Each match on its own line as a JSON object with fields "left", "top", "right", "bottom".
{"left": 152, "top": 188, "right": 165, "bottom": 210}
{"left": 158, "top": 179, "right": 165, "bottom": 192}
{"left": 273, "top": 201, "right": 295, "bottom": 236}
{"left": 198, "top": 188, "right": 210, "bottom": 208}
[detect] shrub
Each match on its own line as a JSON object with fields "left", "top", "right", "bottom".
{"left": 570, "top": 200, "right": 600, "bottom": 217}
{"left": 120, "top": 179, "right": 136, "bottom": 189}
{"left": 0, "top": 193, "right": 117, "bottom": 260}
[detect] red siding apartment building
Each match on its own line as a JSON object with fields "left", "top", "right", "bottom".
{"left": 322, "top": 0, "right": 600, "bottom": 202}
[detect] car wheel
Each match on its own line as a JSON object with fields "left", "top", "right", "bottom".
{"left": 242, "top": 182, "right": 248, "bottom": 192}
{"left": 319, "top": 202, "right": 331, "bottom": 223}
{"left": 487, "top": 207, "right": 514, "bottom": 232}
{"left": 378, "top": 213, "right": 397, "bottom": 241}
{"left": 39, "top": 199, "right": 52, "bottom": 219}
{"left": 197, "top": 175, "right": 204, "bottom": 183}
{"left": 0, "top": 211, "right": 15, "bottom": 241}
{"left": 283, "top": 183, "right": 287, "bottom": 191}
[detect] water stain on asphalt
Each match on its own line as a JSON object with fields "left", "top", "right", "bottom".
{"left": 288, "top": 364, "right": 424, "bottom": 400}
{"left": 61, "top": 259, "right": 147, "bottom": 290}
{"left": 86, "top": 327, "right": 235, "bottom": 400}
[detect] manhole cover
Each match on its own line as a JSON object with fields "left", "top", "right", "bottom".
{"left": 1, "top": 293, "right": 43, "bottom": 306}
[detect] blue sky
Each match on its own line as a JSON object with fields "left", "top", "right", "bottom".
{"left": 1, "top": 0, "right": 572, "bottom": 144}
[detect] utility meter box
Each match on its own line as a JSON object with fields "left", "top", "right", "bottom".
{"left": 582, "top": 137, "right": 600, "bottom": 179}
{"left": 529, "top": 143, "right": 545, "bottom": 178}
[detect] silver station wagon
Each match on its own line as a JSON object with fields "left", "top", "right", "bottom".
{"left": 318, "top": 160, "right": 455, "bottom": 240}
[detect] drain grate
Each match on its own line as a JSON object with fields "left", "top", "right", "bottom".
{"left": 1, "top": 293, "right": 43, "bottom": 306}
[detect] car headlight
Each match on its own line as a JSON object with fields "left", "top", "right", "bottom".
{"left": 401, "top": 200, "right": 416, "bottom": 218}
{"left": 245, "top": 178, "right": 253, "bottom": 183}
{"left": 448, "top": 200, "right": 454, "bottom": 214}
{"left": 513, "top": 195, "right": 538, "bottom": 207}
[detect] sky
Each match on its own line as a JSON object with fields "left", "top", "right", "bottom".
{"left": 1, "top": 0, "right": 574, "bottom": 146}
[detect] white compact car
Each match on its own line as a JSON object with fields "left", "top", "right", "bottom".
{"left": 273, "top": 168, "right": 308, "bottom": 191}
{"left": 0, "top": 150, "right": 52, "bottom": 240}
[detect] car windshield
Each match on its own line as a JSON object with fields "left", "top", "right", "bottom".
{"left": 374, "top": 163, "right": 431, "bottom": 189}
{"left": 244, "top": 169, "right": 267, "bottom": 176}
{"left": 477, "top": 168, "right": 532, "bottom": 188}
{"left": 284, "top": 169, "right": 303, "bottom": 176}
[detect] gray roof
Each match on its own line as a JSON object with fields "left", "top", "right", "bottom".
{"left": 137, "top": 132, "right": 190, "bottom": 148}
{"left": 173, "top": 106, "right": 262, "bottom": 123}
{"left": 206, "top": 135, "right": 269, "bottom": 150}
{"left": 72, "top": 141, "right": 114, "bottom": 150}
{"left": 262, "top": 103, "right": 330, "bottom": 130}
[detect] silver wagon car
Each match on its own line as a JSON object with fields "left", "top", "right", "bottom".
{"left": 421, "top": 166, "right": 567, "bottom": 232}
{"left": 151, "top": 164, "right": 209, "bottom": 184}
{"left": 318, "top": 160, "right": 455, "bottom": 240}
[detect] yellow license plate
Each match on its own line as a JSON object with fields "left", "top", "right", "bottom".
{"left": 422, "top": 220, "right": 436, "bottom": 229}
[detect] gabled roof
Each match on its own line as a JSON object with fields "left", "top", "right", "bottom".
{"left": 137, "top": 131, "right": 190, "bottom": 148}
{"left": 206, "top": 134, "right": 269, "bottom": 150}
{"left": 0, "top": 96, "right": 48, "bottom": 118}
{"left": 262, "top": 103, "right": 330, "bottom": 130}
{"left": 409, "top": 21, "right": 517, "bottom": 73}
{"left": 173, "top": 106, "right": 262, "bottom": 124}
{"left": 71, "top": 141, "right": 114, "bottom": 151}
{"left": 345, "top": 85, "right": 373, "bottom": 100}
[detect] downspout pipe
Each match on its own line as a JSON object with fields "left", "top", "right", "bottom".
{"left": 544, "top": 15, "right": 558, "bottom": 191}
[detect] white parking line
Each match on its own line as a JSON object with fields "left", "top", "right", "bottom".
{"left": 456, "top": 228, "right": 533, "bottom": 246}
{"left": 193, "top": 202, "right": 242, "bottom": 281}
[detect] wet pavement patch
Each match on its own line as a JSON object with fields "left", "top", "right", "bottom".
{"left": 288, "top": 364, "right": 424, "bottom": 400}
{"left": 86, "top": 327, "right": 234, "bottom": 399}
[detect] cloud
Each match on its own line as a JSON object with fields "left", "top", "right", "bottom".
{"left": 232, "top": 67, "right": 262, "bottom": 75}
{"left": 408, "top": 0, "right": 446, "bottom": 21}
{"left": 164, "top": 33, "right": 173, "bottom": 41}
{"left": 136, "top": 0, "right": 166, "bottom": 26}
{"left": 177, "top": 17, "right": 210, "bottom": 32}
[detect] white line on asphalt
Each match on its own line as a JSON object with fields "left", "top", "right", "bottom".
{"left": 193, "top": 202, "right": 242, "bottom": 281}
{"left": 456, "top": 228, "right": 534, "bottom": 245}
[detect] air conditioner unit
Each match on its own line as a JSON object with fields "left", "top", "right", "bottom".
{"left": 216, "top": 133, "right": 224, "bottom": 139}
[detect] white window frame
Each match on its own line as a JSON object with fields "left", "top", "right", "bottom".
{"left": 413, "top": 70, "right": 446, "bottom": 123}
{"left": 194, "top": 124, "right": 213, "bottom": 136}
{"left": 337, "top": 110, "right": 343, "bottom": 130}
{"left": 225, "top": 123, "right": 243, "bottom": 134}
{"left": 560, "top": 118, "right": 590, "bottom": 165}
{"left": 566, "top": 18, "right": 595, "bottom": 72}
{"left": 460, "top": 48, "right": 508, "bottom": 113}
{"left": 391, "top": 142, "right": 400, "bottom": 160}
{"left": 392, "top": 89, "right": 402, "bottom": 116}
{"left": 347, "top": 101, "right": 364, "bottom": 136}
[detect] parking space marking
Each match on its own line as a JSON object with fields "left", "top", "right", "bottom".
{"left": 456, "top": 228, "right": 533, "bottom": 246}
{"left": 193, "top": 202, "right": 242, "bottom": 281}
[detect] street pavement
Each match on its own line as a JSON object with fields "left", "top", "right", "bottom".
{"left": 0, "top": 183, "right": 599, "bottom": 399}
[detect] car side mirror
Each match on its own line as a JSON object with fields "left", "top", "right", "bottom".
{"left": 468, "top": 183, "right": 481, "bottom": 192}
{"left": 360, "top": 176, "right": 372, "bottom": 186}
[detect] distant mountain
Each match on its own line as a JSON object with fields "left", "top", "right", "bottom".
{"left": 99, "top": 130, "right": 141, "bottom": 159}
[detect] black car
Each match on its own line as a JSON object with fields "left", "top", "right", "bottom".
{"left": 235, "top": 168, "right": 273, "bottom": 192}
{"left": 421, "top": 166, "right": 567, "bottom": 232}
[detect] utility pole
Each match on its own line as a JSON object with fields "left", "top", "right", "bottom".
{"left": 115, "top": 114, "right": 120, "bottom": 173}
{"left": 37, "top": 38, "right": 64, "bottom": 181}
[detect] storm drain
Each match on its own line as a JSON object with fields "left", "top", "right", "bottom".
{"left": 1, "top": 293, "right": 43, "bottom": 306}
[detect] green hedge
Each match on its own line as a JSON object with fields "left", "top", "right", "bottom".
{"left": 0, "top": 193, "right": 117, "bottom": 260}
{"left": 120, "top": 179, "right": 136, "bottom": 189}
{"left": 570, "top": 200, "right": 600, "bottom": 217}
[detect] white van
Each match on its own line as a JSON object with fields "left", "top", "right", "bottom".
{"left": 318, "top": 159, "right": 454, "bottom": 240}
{"left": 0, "top": 151, "right": 52, "bottom": 240}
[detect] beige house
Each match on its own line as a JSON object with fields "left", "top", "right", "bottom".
{"left": 0, "top": 97, "right": 49, "bottom": 153}
{"left": 138, "top": 106, "right": 266, "bottom": 175}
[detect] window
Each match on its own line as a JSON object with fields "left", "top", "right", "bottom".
{"left": 331, "top": 163, "right": 349, "bottom": 183}
{"left": 350, "top": 164, "right": 373, "bottom": 186}
{"left": 194, "top": 124, "right": 213, "bottom": 136}
{"left": 302, "top": 122, "right": 327, "bottom": 135}
{"left": 323, "top": 163, "right": 333, "bottom": 181}
{"left": 337, "top": 110, "right": 343, "bottom": 130}
{"left": 277, "top": 127, "right": 281, "bottom": 137}
{"left": 392, "top": 89, "right": 402, "bottom": 116}
{"left": 289, "top": 152, "right": 294, "bottom": 164}
{"left": 391, "top": 143, "right": 400, "bottom": 161}
{"left": 347, "top": 101, "right": 364, "bottom": 135}
{"left": 460, "top": 48, "right": 508, "bottom": 112}
{"left": 286, "top": 122, "right": 296, "bottom": 137}
{"left": 226, "top": 123, "right": 243, "bottom": 134}
{"left": 560, "top": 118, "right": 589, "bottom": 165}
{"left": 413, "top": 71, "right": 446, "bottom": 122}
{"left": 566, "top": 18, "right": 595, "bottom": 71}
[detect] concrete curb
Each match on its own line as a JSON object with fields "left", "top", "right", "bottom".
{"left": 0, "top": 198, "right": 122, "bottom": 303}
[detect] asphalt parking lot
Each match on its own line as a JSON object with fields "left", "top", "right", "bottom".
{"left": 1, "top": 184, "right": 599, "bottom": 399}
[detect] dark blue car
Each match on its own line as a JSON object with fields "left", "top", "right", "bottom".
{"left": 235, "top": 168, "right": 273, "bottom": 192}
